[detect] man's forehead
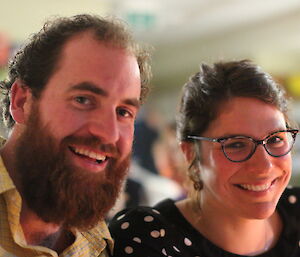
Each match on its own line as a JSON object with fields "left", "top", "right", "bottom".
{"left": 57, "top": 31, "right": 138, "bottom": 73}
{"left": 41, "top": 30, "right": 141, "bottom": 104}
{"left": 62, "top": 30, "right": 128, "bottom": 56}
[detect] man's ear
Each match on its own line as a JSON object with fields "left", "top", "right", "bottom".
{"left": 180, "top": 141, "right": 195, "bottom": 163}
{"left": 10, "top": 80, "right": 33, "bottom": 124}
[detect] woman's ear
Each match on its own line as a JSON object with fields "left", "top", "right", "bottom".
{"left": 180, "top": 141, "right": 195, "bottom": 163}
{"left": 10, "top": 80, "right": 33, "bottom": 124}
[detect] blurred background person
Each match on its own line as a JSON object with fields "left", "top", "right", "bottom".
{"left": 153, "top": 121, "right": 189, "bottom": 199}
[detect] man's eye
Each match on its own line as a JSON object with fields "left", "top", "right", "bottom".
{"left": 75, "top": 96, "right": 91, "bottom": 105}
{"left": 72, "top": 96, "right": 95, "bottom": 110}
{"left": 117, "top": 108, "right": 133, "bottom": 118}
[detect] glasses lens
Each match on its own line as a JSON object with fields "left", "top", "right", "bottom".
{"left": 222, "top": 137, "right": 255, "bottom": 162}
{"left": 265, "top": 131, "right": 295, "bottom": 157}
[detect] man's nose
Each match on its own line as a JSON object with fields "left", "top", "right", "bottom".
{"left": 86, "top": 110, "right": 120, "bottom": 144}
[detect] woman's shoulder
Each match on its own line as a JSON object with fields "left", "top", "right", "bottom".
{"left": 109, "top": 199, "right": 195, "bottom": 257}
{"left": 109, "top": 198, "right": 176, "bottom": 234}
{"left": 278, "top": 186, "right": 300, "bottom": 219}
{"left": 280, "top": 186, "right": 300, "bottom": 205}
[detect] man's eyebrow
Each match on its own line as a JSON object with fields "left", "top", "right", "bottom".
{"left": 69, "top": 82, "right": 108, "bottom": 96}
{"left": 123, "top": 98, "right": 140, "bottom": 109}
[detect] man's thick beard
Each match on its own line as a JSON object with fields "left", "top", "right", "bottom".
{"left": 15, "top": 108, "right": 130, "bottom": 230}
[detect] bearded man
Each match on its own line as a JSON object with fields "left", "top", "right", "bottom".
{"left": 0, "top": 14, "right": 151, "bottom": 256}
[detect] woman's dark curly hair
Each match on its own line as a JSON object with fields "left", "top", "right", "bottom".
{"left": 177, "top": 60, "right": 291, "bottom": 143}
{"left": 0, "top": 14, "right": 151, "bottom": 129}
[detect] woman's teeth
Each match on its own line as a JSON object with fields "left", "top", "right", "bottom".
{"left": 238, "top": 183, "right": 271, "bottom": 192}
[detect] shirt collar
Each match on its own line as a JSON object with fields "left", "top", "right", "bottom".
{"left": 0, "top": 155, "right": 15, "bottom": 194}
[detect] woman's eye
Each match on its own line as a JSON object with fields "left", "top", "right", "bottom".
{"left": 225, "top": 141, "right": 247, "bottom": 149}
{"left": 267, "top": 136, "right": 284, "bottom": 146}
{"left": 223, "top": 138, "right": 250, "bottom": 153}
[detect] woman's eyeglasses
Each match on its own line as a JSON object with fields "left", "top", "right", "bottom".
{"left": 187, "top": 129, "right": 299, "bottom": 163}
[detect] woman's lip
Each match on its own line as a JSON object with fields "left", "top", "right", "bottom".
{"left": 238, "top": 183, "right": 271, "bottom": 192}
{"left": 235, "top": 178, "right": 277, "bottom": 192}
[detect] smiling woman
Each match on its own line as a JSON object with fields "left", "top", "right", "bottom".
{"left": 109, "top": 60, "right": 300, "bottom": 257}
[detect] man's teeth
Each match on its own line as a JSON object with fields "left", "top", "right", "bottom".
{"left": 239, "top": 183, "right": 271, "bottom": 192}
{"left": 74, "top": 148, "right": 106, "bottom": 161}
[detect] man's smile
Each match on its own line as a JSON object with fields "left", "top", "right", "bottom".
{"left": 68, "top": 145, "right": 112, "bottom": 172}
{"left": 69, "top": 145, "right": 107, "bottom": 164}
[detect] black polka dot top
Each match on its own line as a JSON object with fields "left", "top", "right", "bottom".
{"left": 109, "top": 187, "right": 300, "bottom": 257}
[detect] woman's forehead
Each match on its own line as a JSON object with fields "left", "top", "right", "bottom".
{"left": 203, "top": 97, "right": 286, "bottom": 138}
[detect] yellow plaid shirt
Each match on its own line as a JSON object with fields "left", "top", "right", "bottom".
{"left": 0, "top": 156, "right": 113, "bottom": 257}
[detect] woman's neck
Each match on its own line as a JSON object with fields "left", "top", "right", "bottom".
{"left": 176, "top": 198, "right": 282, "bottom": 256}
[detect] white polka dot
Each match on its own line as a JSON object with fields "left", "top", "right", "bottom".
{"left": 150, "top": 230, "right": 160, "bottom": 238}
{"left": 287, "top": 185, "right": 293, "bottom": 189}
{"left": 160, "top": 228, "right": 166, "bottom": 237}
{"left": 162, "top": 248, "right": 167, "bottom": 256}
{"left": 133, "top": 237, "right": 141, "bottom": 243}
{"left": 144, "top": 215, "right": 154, "bottom": 222}
{"left": 173, "top": 246, "right": 180, "bottom": 252}
{"left": 298, "top": 240, "right": 300, "bottom": 247}
{"left": 117, "top": 214, "right": 126, "bottom": 220}
{"left": 288, "top": 195, "right": 297, "bottom": 204}
{"left": 121, "top": 222, "right": 130, "bottom": 229}
{"left": 184, "top": 237, "right": 192, "bottom": 246}
{"left": 152, "top": 209, "right": 160, "bottom": 214}
{"left": 125, "top": 246, "right": 133, "bottom": 254}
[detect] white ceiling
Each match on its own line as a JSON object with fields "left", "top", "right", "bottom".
{"left": 116, "top": 0, "right": 300, "bottom": 44}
